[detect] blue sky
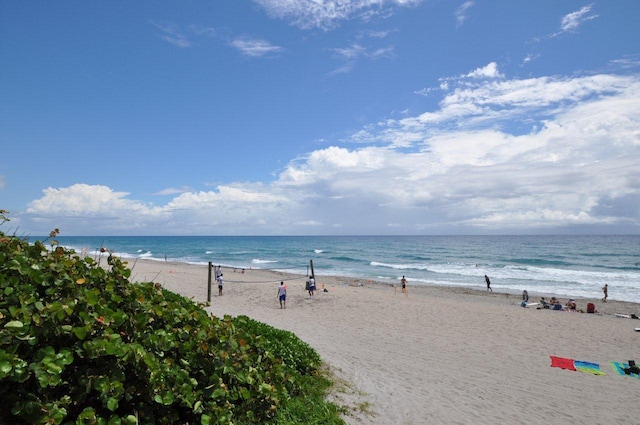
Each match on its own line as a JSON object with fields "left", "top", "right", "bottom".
{"left": 1, "top": 1, "right": 639, "bottom": 236}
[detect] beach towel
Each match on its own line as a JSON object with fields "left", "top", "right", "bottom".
{"left": 610, "top": 362, "right": 640, "bottom": 380}
{"left": 574, "top": 360, "right": 605, "bottom": 375}
{"left": 550, "top": 356, "right": 576, "bottom": 371}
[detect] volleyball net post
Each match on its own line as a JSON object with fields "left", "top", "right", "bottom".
{"left": 207, "top": 262, "right": 212, "bottom": 303}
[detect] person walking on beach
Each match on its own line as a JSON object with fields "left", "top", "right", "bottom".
{"left": 485, "top": 275, "right": 492, "bottom": 292}
{"left": 401, "top": 276, "right": 408, "bottom": 295}
{"left": 217, "top": 273, "right": 224, "bottom": 296}
{"left": 602, "top": 283, "right": 608, "bottom": 302}
{"left": 308, "top": 275, "right": 316, "bottom": 297}
{"left": 277, "top": 281, "right": 287, "bottom": 309}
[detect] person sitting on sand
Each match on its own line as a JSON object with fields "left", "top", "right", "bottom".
{"left": 624, "top": 360, "right": 640, "bottom": 375}
{"left": 539, "top": 297, "right": 549, "bottom": 309}
{"left": 566, "top": 299, "right": 577, "bottom": 310}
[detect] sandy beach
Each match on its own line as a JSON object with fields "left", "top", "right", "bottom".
{"left": 128, "top": 259, "right": 640, "bottom": 425}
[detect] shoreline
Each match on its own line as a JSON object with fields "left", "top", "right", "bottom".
{"left": 131, "top": 258, "right": 639, "bottom": 316}
{"left": 128, "top": 258, "right": 640, "bottom": 425}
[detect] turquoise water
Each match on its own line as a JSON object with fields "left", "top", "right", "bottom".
{"left": 44, "top": 235, "right": 640, "bottom": 303}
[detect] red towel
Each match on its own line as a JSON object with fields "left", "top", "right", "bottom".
{"left": 550, "top": 356, "right": 576, "bottom": 371}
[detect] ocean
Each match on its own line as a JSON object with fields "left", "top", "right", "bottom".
{"left": 42, "top": 235, "right": 640, "bottom": 303}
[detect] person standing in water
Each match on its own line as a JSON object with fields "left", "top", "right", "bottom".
{"left": 602, "top": 283, "right": 608, "bottom": 302}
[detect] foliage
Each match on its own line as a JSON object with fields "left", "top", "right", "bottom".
{"left": 0, "top": 215, "right": 344, "bottom": 425}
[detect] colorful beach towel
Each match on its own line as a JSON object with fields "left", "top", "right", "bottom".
{"left": 550, "top": 356, "right": 576, "bottom": 371}
{"left": 610, "top": 362, "right": 640, "bottom": 380}
{"left": 550, "top": 357, "right": 605, "bottom": 375}
{"left": 574, "top": 360, "right": 606, "bottom": 375}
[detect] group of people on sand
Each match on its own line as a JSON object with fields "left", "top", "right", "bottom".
{"left": 490, "top": 273, "right": 612, "bottom": 308}
{"left": 537, "top": 296, "right": 582, "bottom": 311}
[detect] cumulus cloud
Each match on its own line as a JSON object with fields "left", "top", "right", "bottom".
{"left": 465, "top": 62, "right": 502, "bottom": 79}
{"left": 21, "top": 65, "right": 640, "bottom": 235}
{"left": 253, "top": 0, "right": 424, "bottom": 29}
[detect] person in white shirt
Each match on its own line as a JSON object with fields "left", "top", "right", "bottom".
{"left": 277, "top": 281, "right": 287, "bottom": 309}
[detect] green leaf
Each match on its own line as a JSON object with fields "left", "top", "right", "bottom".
{"left": 4, "top": 320, "right": 24, "bottom": 329}
{"left": 124, "top": 415, "right": 138, "bottom": 425}
{"left": 0, "top": 360, "right": 12, "bottom": 374}
{"left": 240, "top": 387, "right": 251, "bottom": 399}
{"left": 106, "top": 397, "right": 119, "bottom": 411}
{"left": 162, "top": 392, "right": 174, "bottom": 405}
{"left": 108, "top": 416, "right": 123, "bottom": 425}
{"left": 73, "top": 326, "right": 88, "bottom": 340}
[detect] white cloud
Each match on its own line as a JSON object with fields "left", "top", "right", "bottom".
{"left": 522, "top": 53, "right": 539, "bottom": 65}
{"left": 560, "top": 4, "right": 598, "bottom": 33}
{"left": 231, "top": 37, "right": 284, "bottom": 57}
{"left": 465, "top": 62, "right": 502, "bottom": 79}
{"left": 151, "top": 21, "right": 193, "bottom": 48}
{"left": 253, "top": 0, "right": 424, "bottom": 29}
{"left": 328, "top": 37, "right": 395, "bottom": 75}
{"left": 20, "top": 67, "right": 640, "bottom": 235}
{"left": 455, "top": 1, "right": 474, "bottom": 28}
{"left": 526, "top": 4, "right": 599, "bottom": 53}
{"left": 331, "top": 43, "right": 366, "bottom": 60}
{"left": 151, "top": 22, "right": 282, "bottom": 59}
{"left": 155, "top": 187, "right": 192, "bottom": 196}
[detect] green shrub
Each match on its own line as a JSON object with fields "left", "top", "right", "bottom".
{"left": 0, "top": 213, "right": 343, "bottom": 425}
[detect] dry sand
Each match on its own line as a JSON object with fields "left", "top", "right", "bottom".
{"left": 128, "top": 258, "right": 640, "bottom": 425}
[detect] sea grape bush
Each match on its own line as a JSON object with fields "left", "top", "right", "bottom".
{"left": 0, "top": 214, "right": 328, "bottom": 424}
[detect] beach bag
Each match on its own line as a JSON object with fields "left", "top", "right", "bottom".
{"left": 587, "top": 303, "right": 596, "bottom": 313}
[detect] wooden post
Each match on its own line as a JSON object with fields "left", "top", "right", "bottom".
{"left": 309, "top": 259, "right": 315, "bottom": 279}
{"left": 207, "top": 262, "right": 212, "bottom": 303}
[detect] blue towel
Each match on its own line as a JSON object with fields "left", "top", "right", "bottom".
{"left": 610, "top": 362, "right": 640, "bottom": 379}
{"left": 574, "top": 360, "right": 605, "bottom": 375}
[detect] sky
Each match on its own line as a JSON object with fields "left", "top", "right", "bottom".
{"left": 1, "top": 1, "right": 639, "bottom": 236}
